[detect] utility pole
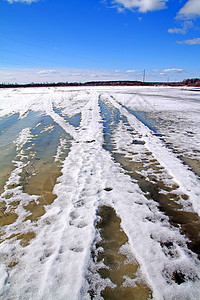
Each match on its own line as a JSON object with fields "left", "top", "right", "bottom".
{"left": 143, "top": 69, "right": 145, "bottom": 83}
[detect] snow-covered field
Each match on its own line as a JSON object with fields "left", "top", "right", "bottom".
{"left": 0, "top": 86, "right": 200, "bottom": 299}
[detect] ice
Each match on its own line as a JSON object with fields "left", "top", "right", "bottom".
{"left": 14, "top": 128, "right": 33, "bottom": 151}
{"left": 54, "top": 137, "right": 70, "bottom": 162}
{"left": 106, "top": 92, "right": 200, "bottom": 216}
{"left": 0, "top": 86, "right": 200, "bottom": 299}
{"left": 0, "top": 265, "right": 8, "bottom": 295}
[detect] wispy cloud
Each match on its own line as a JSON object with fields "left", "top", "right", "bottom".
{"left": 168, "top": 0, "right": 200, "bottom": 36}
{"left": 163, "top": 68, "right": 184, "bottom": 73}
{"left": 0, "top": 68, "right": 144, "bottom": 84}
{"left": 0, "top": 67, "right": 194, "bottom": 84}
{"left": 153, "top": 68, "right": 184, "bottom": 74}
{"left": 112, "top": 0, "right": 168, "bottom": 13}
{"left": 7, "top": 0, "right": 38, "bottom": 3}
{"left": 168, "top": 28, "right": 185, "bottom": 34}
{"left": 168, "top": 20, "right": 193, "bottom": 34}
{"left": 126, "top": 69, "right": 139, "bottom": 73}
{"left": 177, "top": 37, "right": 200, "bottom": 45}
{"left": 177, "top": 0, "right": 200, "bottom": 20}
{"left": 38, "top": 70, "right": 58, "bottom": 75}
{"left": 151, "top": 68, "right": 187, "bottom": 80}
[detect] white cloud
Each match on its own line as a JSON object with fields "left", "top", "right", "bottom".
{"left": 70, "top": 73, "right": 82, "bottom": 76}
{"left": 153, "top": 68, "right": 184, "bottom": 74}
{"left": 177, "top": 37, "right": 200, "bottom": 45}
{"left": 113, "top": 0, "right": 168, "bottom": 13}
{"left": 168, "top": 1, "right": 200, "bottom": 37}
{"left": 126, "top": 69, "right": 139, "bottom": 73}
{"left": 38, "top": 70, "right": 58, "bottom": 76}
{"left": 1, "top": 67, "right": 193, "bottom": 84}
{"left": 168, "top": 21, "right": 193, "bottom": 34}
{"left": 0, "top": 68, "right": 144, "bottom": 84}
{"left": 177, "top": 0, "right": 200, "bottom": 20}
{"left": 168, "top": 27, "right": 186, "bottom": 34}
{"left": 117, "top": 6, "right": 125, "bottom": 13}
{"left": 163, "top": 68, "right": 184, "bottom": 73}
{"left": 7, "top": 0, "right": 37, "bottom": 3}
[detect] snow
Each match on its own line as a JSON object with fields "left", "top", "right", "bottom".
{"left": 105, "top": 92, "right": 200, "bottom": 215}
{"left": 14, "top": 127, "right": 33, "bottom": 151}
{"left": 0, "top": 86, "right": 200, "bottom": 299}
{"left": 54, "top": 138, "right": 70, "bottom": 162}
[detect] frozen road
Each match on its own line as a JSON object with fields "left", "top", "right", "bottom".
{"left": 0, "top": 86, "right": 200, "bottom": 299}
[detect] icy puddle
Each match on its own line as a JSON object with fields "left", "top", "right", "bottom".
{"left": 19, "top": 115, "right": 72, "bottom": 221}
{"left": 0, "top": 114, "right": 19, "bottom": 190}
{"left": 99, "top": 97, "right": 122, "bottom": 152}
{"left": 114, "top": 153, "right": 200, "bottom": 259}
{"left": 0, "top": 112, "right": 41, "bottom": 194}
{"left": 100, "top": 96, "right": 200, "bottom": 260}
{"left": 53, "top": 108, "right": 81, "bottom": 127}
{"left": 121, "top": 105, "right": 158, "bottom": 133}
{"left": 0, "top": 112, "right": 71, "bottom": 235}
{"left": 181, "top": 156, "right": 200, "bottom": 178}
{"left": 89, "top": 205, "right": 152, "bottom": 299}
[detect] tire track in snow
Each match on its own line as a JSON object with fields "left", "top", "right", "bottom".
{"left": 43, "top": 95, "right": 77, "bottom": 139}
{"left": 95, "top": 95, "right": 200, "bottom": 299}
{"left": 0, "top": 92, "right": 103, "bottom": 299}
{"left": 1, "top": 88, "right": 200, "bottom": 299}
{"left": 102, "top": 93, "right": 200, "bottom": 258}
{"left": 106, "top": 93, "right": 200, "bottom": 217}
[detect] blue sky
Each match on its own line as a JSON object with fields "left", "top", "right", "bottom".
{"left": 0, "top": 0, "right": 200, "bottom": 83}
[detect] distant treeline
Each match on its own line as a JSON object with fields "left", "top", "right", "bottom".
{"left": 0, "top": 81, "right": 154, "bottom": 88}
{"left": 182, "top": 78, "right": 200, "bottom": 86}
{"left": 0, "top": 78, "right": 199, "bottom": 88}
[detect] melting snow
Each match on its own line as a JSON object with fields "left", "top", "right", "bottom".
{"left": 0, "top": 86, "right": 200, "bottom": 299}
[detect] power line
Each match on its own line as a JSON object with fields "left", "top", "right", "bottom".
{"left": 0, "top": 35, "right": 50, "bottom": 51}
{"left": 0, "top": 35, "right": 87, "bottom": 66}
{"left": 0, "top": 48, "right": 64, "bottom": 66}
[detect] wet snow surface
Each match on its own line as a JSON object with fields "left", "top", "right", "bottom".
{"left": 0, "top": 86, "right": 200, "bottom": 299}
